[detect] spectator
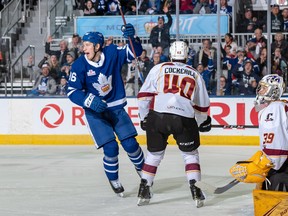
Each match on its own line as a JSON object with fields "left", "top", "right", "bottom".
{"left": 105, "top": 36, "right": 114, "bottom": 47}
{"left": 282, "top": 8, "right": 288, "bottom": 32}
{"left": 262, "top": 4, "right": 284, "bottom": 33}
{"left": 211, "top": 0, "right": 232, "bottom": 17}
{"left": 94, "top": 0, "right": 107, "bottom": 15}
{"left": 194, "top": 39, "right": 217, "bottom": 72}
{"left": 271, "top": 47, "right": 288, "bottom": 80}
{"left": 232, "top": 59, "right": 260, "bottom": 95}
{"left": 211, "top": 75, "right": 229, "bottom": 95}
{"left": 143, "top": 52, "right": 162, "bottom": 80}
{"left": 83, "top": 0, "right": 97, "bottom": 16}
{"left": 246, "top": 28, "right": 267, "bottom": 60}
{"left": 125, "top": 0, "right": 145, "bottom": 15}
{"left": 255, "top": 47, "right": 268, "bottom": 78}
{"left": 27, "top": 63, "right": 57, "bottom": 97}
{"left": 38, "top": 54, "right": 62, "bottom": 84}
{"left": 26, "top": 55, "right": 37, "bottom": 82}
{"left": 137, "top": 49, "right": 150, "bottom": 76}
{"left": 156, "top": 46, "right": 169, "bottom": 62}
{"left": 60, "top": 51, "right": 75, "bottom": 80}
{"left": 125, "top": 60, "right": 137, "bottom": 96}
{"left": 105, "top": 0, "right": 120, "bottom": 15}
{"left": 56, "top": 76, "right": 69, "bottom": 96}
{"left": 193, "top": 0, "right": 213, "bottom": 14}
{"left": 180, "top": 0, "right": 194, "bottom": 14}
{"left": 149, "top": 6, "right": 172, "bottom": 58}
{"left": 271, "top": 32, "right": 288, "bottom": 61}
{"left": 220, "top": 33, "right": 238, "bottom": 57}
{"left": 196, "top": 60, "right": 214, "bottom": 93}
{"left": 68, "top": 33, "right": 82, "bottom": 59}
{"left": 237, "top": 7, "right": 259, "bottom": 33}
{"left": 45, "top": 36, "right": 69, "bottom": 67}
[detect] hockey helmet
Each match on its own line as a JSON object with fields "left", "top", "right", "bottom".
{"left": 82, "top": 32, "right": 104, "bottom": 47}
{"left": 254, "top": 74, "right": 285, "bottom": 109}
{"left": 169, "top": 41, "right": 188, "bottom": 61}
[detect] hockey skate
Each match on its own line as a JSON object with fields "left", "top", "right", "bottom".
{"left": 190, "top": 179, "right": 205, "bottom": 208}
{"left": 137, "top": 179, "right": 153, "bottom": 206}
{"left": 109, "top": 180, "right": 125, "bottom": 197}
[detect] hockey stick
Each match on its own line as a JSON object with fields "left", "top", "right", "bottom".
{"left": 195, "top": 179, "right": 240, "bottom": 194}
{"left": 212, "top": 125, "right": 258, "bottom": 129}
{"left": 117, "top": 1, "right": 144, "bottom": 84}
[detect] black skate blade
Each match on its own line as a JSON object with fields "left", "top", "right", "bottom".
{"left": 137, "top": 198, "right": 150, "bottom": 206}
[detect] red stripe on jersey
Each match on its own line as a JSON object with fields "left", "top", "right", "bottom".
{"left": 263, "top": 149, "right": 288, "bottom": 156}
{"left": 285, "top": 105, "right": 288, "bottom": 113}
{"left": 185, "top": 163, "right": 200, "bottom": 172}
{"left": 161, "top": 62, "right": 174, "bottom": 67}
{"left": 193, "top": 104, "right": 209, "bottom": 112}
{"left": 137, "top": 92, "right": 156, "bottom": 99}
{"left": 142, "top": 163, "right": 158, "bottom": 175}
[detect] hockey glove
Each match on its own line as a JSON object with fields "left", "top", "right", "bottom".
{"left": 83, "top": 93, "right": 107, "bottom": 113}
{"left": 121, "top": 23, "right": 135, "bottom": 39}
{"left": 199, "top": 116, "right": 211, "bottom": 132}
{"left": 140, "top": 117, "right": 147, "bottom": 131}
{"left": 229, "top": 151, "right": 274, "bottom": 183}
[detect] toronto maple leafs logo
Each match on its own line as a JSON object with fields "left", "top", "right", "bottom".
{"left": 92, "top": 73, "right": 112, "bottom": 96}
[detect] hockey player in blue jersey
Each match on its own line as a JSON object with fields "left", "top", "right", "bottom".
{"left": 67, "top": 24, "right": 144, "bottom": 197}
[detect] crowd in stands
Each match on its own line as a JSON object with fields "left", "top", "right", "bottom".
{"left": 23, "top": 0, "right": 288, "bottom": 97}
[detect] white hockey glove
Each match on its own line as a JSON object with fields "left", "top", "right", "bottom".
{"left": 84, "top": 93, "right": 107, "bottom": 113}
{"left": 199, "top": 116, "right": 211, "bottom": 132}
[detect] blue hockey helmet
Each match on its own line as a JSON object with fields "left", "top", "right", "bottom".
{"left": 82, "top": 32, "right": 104, "bottom": 47}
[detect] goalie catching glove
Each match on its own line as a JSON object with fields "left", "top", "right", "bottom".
{"left": 229, "top": 151, "right": 274, "bottom": 183}
{"left": 84, "top": 93, "right": 107, "bottom": 113}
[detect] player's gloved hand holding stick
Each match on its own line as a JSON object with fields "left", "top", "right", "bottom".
{"left": 83, "top": 93, "right": 107, "bottom": 113}
{"left": 121, "top": 23, "right": 135, "bottom": 39}
{"left": 199, "top": 116, "right": 211, "bottom": 132}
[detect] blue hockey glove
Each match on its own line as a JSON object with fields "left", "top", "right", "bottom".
{"left": 83, "top": 93, "right": 107, "bottom": 113}
{"left": 121, "top": 23, "right": 135, "bottom": 39}
{"left": 199, "top": 116, "right": 211, "bottom": 132}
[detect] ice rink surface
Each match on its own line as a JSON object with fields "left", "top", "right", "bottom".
{"left": 0, "top": 145, "right": 259, "bottom": 216}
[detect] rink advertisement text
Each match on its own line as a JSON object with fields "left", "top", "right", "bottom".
{"left": 0, "top": 97, "right": 261, "bottom": 144}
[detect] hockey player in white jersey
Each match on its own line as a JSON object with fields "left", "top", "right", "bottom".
{"left": 67, "top": 24, "right": 144, "bottom": 197}
{"left": 137, "top": 41, "right": 211, "bottom": 207}
{"left": 230, "top": 74, "right": 288, "bottom": 191}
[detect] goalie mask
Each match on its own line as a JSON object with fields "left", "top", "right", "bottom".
{"left": 254, "top": 74, "right": 285, "bottom": 111}
{"left": 169, "top": 41, "right": 188, "bottom": 61}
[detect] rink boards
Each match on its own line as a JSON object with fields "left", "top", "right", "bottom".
{"left": 0, "top": 97, "right": 260, "bottom": 145}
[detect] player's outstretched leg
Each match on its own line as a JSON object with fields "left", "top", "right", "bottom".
{"left": 137, "top": 179, "right": 153, "bottom": 206}
{"left": 109, "top": 179, "right": 125, "bottom": 197}
{"left": 121, "top": 138, "right": 144, "bottom": 177}
{"left": 190, "top": 179, "right": 205, "bottom": 208}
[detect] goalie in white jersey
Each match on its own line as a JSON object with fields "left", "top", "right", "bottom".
{"left": 230, "top": 74, "right": 288, "bottom": 191}
{"left": 137, "top": 41, "right": 211, "bottom": 207}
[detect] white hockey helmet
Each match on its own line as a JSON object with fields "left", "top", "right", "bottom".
{"left": 254, "top": 74, "right": 285, "bottom": 110}
{"left": 169, "top": 41, "right": 188, "bottom": 61}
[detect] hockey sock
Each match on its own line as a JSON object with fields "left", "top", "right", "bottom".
{"left": 141, "top": 150, "right": 165, "bottom": 186}
{"left": 181, "top": 150, "right": 201, "bottom": 182}
{"left": 127, "top": 147, "right": 144, "bottom": 171}
{"left": 121, "top": 137, "right": 144, "bottom": 171}
{"left": 103, "top": 155, "right": 119, "bottom": 181}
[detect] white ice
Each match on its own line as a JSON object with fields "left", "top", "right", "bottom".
{"left": 0, "top": 145, "right": 258, "bottom": 216}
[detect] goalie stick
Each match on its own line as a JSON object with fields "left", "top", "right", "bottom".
{"left": 195, "top": 179, "right": 240, "bottom": 194}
